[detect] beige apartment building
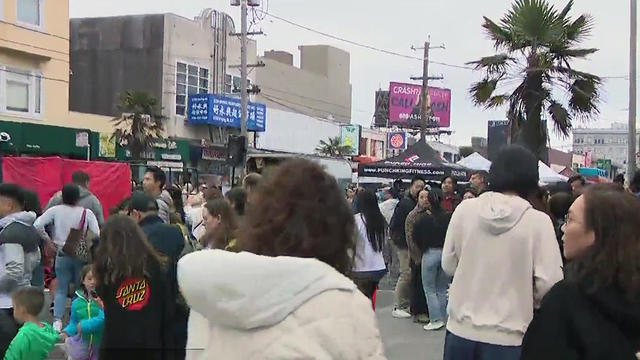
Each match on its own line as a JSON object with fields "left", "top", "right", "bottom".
{"left": 0, "top": 0, "right": 112, "bottom": 158}
{"left": 256, "top": 45, "right": 352, "bottom": 124}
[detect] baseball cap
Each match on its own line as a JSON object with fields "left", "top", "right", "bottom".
{"left": 128, "top": 191, "right": 158, "bottom": 212}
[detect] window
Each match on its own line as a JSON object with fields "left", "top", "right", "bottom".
{"left": 224, "top": 74, "right": 251, "bottom": 94}
{"left": 1, "top": 67, "right": 42, "bottom": 116}
{"left": 176, "top": 61, "right": 209, "bottom": 116}
{"left": 17, "top": 0, "right": 43, "bottom": 27}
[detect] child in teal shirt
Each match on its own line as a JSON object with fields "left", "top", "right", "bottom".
{"left": 4, "top": 286, "right": 59, "bottom": 360}
{"left": 61, "top": 265, "right": 104, "bottom": 360}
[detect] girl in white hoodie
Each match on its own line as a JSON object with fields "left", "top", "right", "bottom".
{"left": 178, "top": 158, "right": 386, "bottom": 360}
{"left": 441, "top": 145, "right": 564, "bottom": 360}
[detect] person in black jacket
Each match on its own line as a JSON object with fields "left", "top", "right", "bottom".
{"left": 521, "top": 185, "right": 640, "bottom": 360}
{"left": 414, "top": 189, "right": 452, "bottom": 331}
{"left": 128, "top": 191, "right": 187, "bottom": 359}
{"left": 389, "top": 176, "right": 425, "bottom": 319}
{"left": 93, "top": 215, "right": 176, "bottom": 360}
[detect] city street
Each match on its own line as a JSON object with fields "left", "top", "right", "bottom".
{"left": 376, "top": 290, "right": 445, "bottom": 360}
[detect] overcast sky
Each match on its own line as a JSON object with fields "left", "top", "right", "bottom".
{"left": 70, "top": 0, "right": 633, "bottom": 149}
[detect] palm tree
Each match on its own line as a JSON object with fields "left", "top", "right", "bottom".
{"left": 315, "top": 137, "right": 354, "bottom": 157}
{"left": 468, "top": 0, "right": 601, "bottom": 162}
{"left": 112, "top": 91, "right": 165, "bottom": 161}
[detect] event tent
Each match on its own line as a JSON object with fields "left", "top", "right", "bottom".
{"left": 357, "top": 141, "right": 469, "bottom": 181}
{"left": 539, "top": 161, "right": 569, "bottom": 184}
{"left": 456, "top": 152, "right": 491, "bottom": 172}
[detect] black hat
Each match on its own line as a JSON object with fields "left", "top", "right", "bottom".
{"left": 128, "top": 191, "right": 158, "bottom": 212}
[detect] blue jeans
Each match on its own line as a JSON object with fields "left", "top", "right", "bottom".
{"left": 53, "top": 254, "right": 85, "bottom": 321}
{"left": 422, "top": 248, "right": 451, "bottom": 322}
{"left": 443, "top": 331, "right": 522, "bottom": 360}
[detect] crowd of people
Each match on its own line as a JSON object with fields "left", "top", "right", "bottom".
{"left": 0, "top": 144, "right": 637, "bottom": 359}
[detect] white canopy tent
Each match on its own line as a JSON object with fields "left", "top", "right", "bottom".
{"left": 457, "top": 153, "right": 568, "bottom": 184}
{"left": 538, "top": 161, "right": 569, "bottom": 184}
{"left": 456, "top": 152, "right": 491, "bottom": 172}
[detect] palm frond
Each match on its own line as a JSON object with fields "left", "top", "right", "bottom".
{"left": 569, "top": 78, "right": 601, "bottom": 116}
{"left": 552, "top": 47, "right": 598, "bottom": 60}
{"left": 470, "top": 78, "right": 500, "bottom": 106}
{"left": 467, "top": 54, "right": 514, "bottom": 74}
{"left": 482, "top": 17, "right": 514, "bottom": 49}
{"left": 547, "top": 100, "right": 572, "bottom": 136}
{"left": 565, "top": 14, "right": 595, "bottom": 43}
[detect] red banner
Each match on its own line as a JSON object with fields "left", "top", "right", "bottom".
{"left": 2, "top": 157, "right": 131, "bottom": 219}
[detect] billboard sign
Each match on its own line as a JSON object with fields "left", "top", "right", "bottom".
{"left": 487, "top": 120, "right": 509, "bottom": 162}
{"left": 387, "top": 131, "right": 407, "bottom": 150}
{"left": 188, "top": 94, "right": 266, "bottom": 132}
{"left": 340, "top": 125, "right": 361, "bottom": 156}
{"left": 388, "top": 82, "right": 451, "bottom": 128}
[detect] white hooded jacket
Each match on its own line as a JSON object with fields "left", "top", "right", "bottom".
{"left": 442, "top": 192, "right": 564, "bottom": 346}
{"left": 177, "top": 250, "right": 386, "bottom": 360}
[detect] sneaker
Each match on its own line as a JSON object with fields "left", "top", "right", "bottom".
{"left": 413, "top": 314, "right": 430, "bottom": 324}
{"left": 391, "top": 308, "right": 411, "bottom": 319}
{"left": 53, "top": 319, "right": 62, "bottom": 333}
{"left": 423, "top": 320, "right": 445, "bottom": 331}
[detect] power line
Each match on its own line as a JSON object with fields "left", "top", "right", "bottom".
{"left": 261, "top": 92, "right": 372, "bottom": 116}
{"left": 0, "top": 68, "right": 68, "bottom": 83}
{"left": 0, "top": 20, "right": 70, "bottom": 41}
{"left": 258, "top": 10, "right": 475, "bottom": 71}
{"left": 0, "top": 38, "right": 70, "bottom": 63}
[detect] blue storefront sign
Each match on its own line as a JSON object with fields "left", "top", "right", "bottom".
{"left": 188, "top": 94, "right": 266, "bottom": 132}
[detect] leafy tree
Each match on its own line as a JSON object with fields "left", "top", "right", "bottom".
{"left": 315, "top": 137, "right": 353, "bottom": 157}
{"left": 468, "top": 0, "right": 601, "bottom": 161}
{"left": 112, "top": 91, "right": 165, "bottom": 160}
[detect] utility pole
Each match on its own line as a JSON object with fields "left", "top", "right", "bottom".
{"left": 629, "top": 0, "right": 637, "bottom": 182}
{"left": 411, "top": 38, "right": 444, "bottom": 143}
{"left": 231, "top": 0, "right": 264, "bottom": 178}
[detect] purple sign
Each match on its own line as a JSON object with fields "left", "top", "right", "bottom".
{"left": 388, "top": 82, "right": 451, "bottom": 128}
{"left": 387, "top": 131, "right": 407, "bottom": 150}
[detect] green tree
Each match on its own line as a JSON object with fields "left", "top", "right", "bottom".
{"left": 112, "top": 91, "right": 165, "bottom": 160}
{"left": 468, "top": 0, "right": 601, "bottom": 161}
{"left": 315, "top": 137, "right": 353, "bottom": 157}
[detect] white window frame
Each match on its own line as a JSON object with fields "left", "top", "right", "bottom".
{"left": 16, "top": 0, "right": 45, "bottom": 30}
{"left": 0, "top": 65, "right": 44, "bottom": 119}
{"left": 175, "top": 60, "right": 210, "bottom": 116}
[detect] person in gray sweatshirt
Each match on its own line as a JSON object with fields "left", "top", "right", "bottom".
{"left": 45, "top": 171, "right": 104, "bottom": 227}
{"left": 142, "top": 166, "right": 173, "bottom": 224}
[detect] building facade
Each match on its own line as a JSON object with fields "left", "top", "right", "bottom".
{"left": 0, "top": 0, "right": 112, "bottom": 159}
{"left": 70, "top": 10, "right": 257, "bottom": 176}
{"left": 255, "top": 45, "right": 352, "bottom": 124}
{"left": 572, "top": 123, "right": 637, "bottom": 167}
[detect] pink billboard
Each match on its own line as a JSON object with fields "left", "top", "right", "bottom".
{"left": 388, "top": 82, "right": 451, "bottom": 128}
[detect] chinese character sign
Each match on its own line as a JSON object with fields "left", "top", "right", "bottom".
{"left": 188, "top": 94, "right": 266, "bottom": 132}
{"left": 340, "top": 125, "right": 361, "bottom": 156}
{"left": 388, "top": 82, "right": 451, "bottom": 128}
{"left": 188, "top": 94, "right": 212, "bottom": 124}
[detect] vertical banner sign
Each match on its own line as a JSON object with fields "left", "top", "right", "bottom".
{"left": 388, "top": 82, "right": 451, "bottom": 128}
{"left": 487, "top": 120, "right": 509, "bottom": 162}
{"left": 374, "top": 90, "right": 390, "bottom": 127}
{"left": 340, "top": 125, "right": 361, "bottom": 156}
{"left": 98, "top": 133, "right": 116, "bottom": 158}
{"left": 387, "top": 131, "right": 407, "bottom": 150}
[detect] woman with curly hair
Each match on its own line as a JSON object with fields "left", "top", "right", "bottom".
{"left": 178, "top": 158, "right": 386, "bottom": 360}
{"left": 521, "top": 185, "right": 640, "bottom": 359}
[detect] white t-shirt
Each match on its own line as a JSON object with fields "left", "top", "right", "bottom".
{"left": 353, "top": 214, "right": 386, "bottom": 273}
{"left": 34, "top": 205, "right": 100, "bottom": 248}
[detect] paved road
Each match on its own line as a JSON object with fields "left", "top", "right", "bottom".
{"left": 376, "top": 290, "right": 445, "bottom": 360}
